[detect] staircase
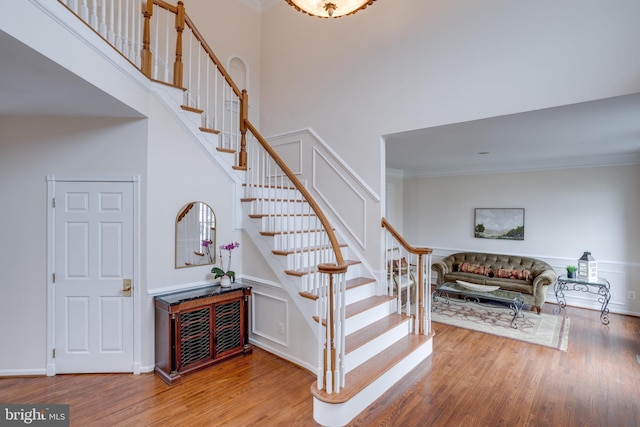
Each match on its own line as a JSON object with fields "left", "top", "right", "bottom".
{"left": 52, "top": 1, "right": 434, "bottom": 425}
{"left": 239, "top": 178, "right": 433, "bottom": 426}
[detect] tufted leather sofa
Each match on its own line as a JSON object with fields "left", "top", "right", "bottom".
{"left": 431, "top": 252, "right": 556, "bottom": 313}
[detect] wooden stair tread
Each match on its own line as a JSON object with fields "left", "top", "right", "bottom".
{"left": 259, "top": 228, "right": 331, "bottom": 237}
{"left": 311, "top": 333, "right": 433, "bottom": 404}
{"left": 299, "top": 291, "right": 318, "bottom": 301}
{"left": 300, "top": 277, "right": 375, "bottom": 301}
{"left": 272, "top": 243, "right": 347, "bottom": 256}
{"left": 216, "top": 147, "right": 235, "bottom": 153}
{"left": 346, "top": 295, "right": 393, "bottom": 318}
{"left": 285, "top": 259, "right": 361, "bottom": 277}
{"left": 199, "top": 126, "right": 220, "bottom": 134}
{"left": 241, "top": 197, "right": 306, "bottom": 203}
{"left": 312, "top": 296, "right": 394, "bottom": 326}
{"left": 243, "top": 183, "right": 297, "bottom": 190}
{"left": 345, "top": 276, "right": 376, "bottom": 290}
{"left": 249, "top": 213, "right": 316, "bottom": 218}
{"left": 345, "top": 313, "right": 409, "bottom": 354}
{"left": 181, "top": 105, "right": 204, "bottom": 114}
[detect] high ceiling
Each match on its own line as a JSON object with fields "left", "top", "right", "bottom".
{"left": 3, "top": 21, "right": 639, "bottom": 177}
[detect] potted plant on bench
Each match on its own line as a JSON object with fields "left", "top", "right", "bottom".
{"left": 566, "top": 265, "right": 577, "bottom": 279}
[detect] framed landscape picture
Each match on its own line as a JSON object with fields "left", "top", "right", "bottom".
{"left": 474, "top": 208, "right": 525, "bottom": 240}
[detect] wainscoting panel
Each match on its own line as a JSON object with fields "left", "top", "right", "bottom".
{"left": 272, "top": 140, "right": 302, "bottom": 176}
{"left": 312, "top": 148, "right": 366, "bottom": 248}
{"left": 252, "top": 291, "right": 289, "bottom": 347}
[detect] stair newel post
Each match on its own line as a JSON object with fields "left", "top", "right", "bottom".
{"left": 327, "top": 270, "right": 336, "bottom": 394}
{"left": 239, "top": 90, "right": 249, "bottom": 169}
{"left": 319, "top": 263, "right": 348, "bottom": 393}
{"left": 417, "top": 253, "right": 424, "bottom": 335}
{"left": 141, "top": 0, "right": 154, "bottom": 78}
{"left": 173, "top": 1, "right": 185, "bottom": 87}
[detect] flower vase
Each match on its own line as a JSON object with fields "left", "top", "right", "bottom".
{"left": 220, "top": 275, "right": 231, "bottom": 287}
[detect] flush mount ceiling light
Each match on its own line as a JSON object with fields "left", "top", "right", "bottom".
{"left": 285, "top": 0, "right": 378, "bottom": 18}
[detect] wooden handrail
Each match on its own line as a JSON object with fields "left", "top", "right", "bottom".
{"left": 182, "top": 15, "right": 242, "bottom": 97}
{"left": 382, "top": 217, "right": 432, "bottom": 335}
{"left": 381, "top": 217, "right": 432, "bottom": 256}
{"left": 246, "top": 120, "right": 346, "bottom": 269}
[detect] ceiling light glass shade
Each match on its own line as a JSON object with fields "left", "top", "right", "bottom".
{"left": 285, "top": 0, "right": 377, "bottom": 18}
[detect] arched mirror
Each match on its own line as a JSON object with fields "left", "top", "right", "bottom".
{"left": 175, "top": 202, "right": 216, "bottom": 268}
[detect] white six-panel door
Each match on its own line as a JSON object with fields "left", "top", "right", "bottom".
{"left": 53, "top": 181, "right": 134, "bottom": 373}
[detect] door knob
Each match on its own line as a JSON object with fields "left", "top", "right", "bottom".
{"left": 123, "top": 279, "right": 132, "bottom": 297}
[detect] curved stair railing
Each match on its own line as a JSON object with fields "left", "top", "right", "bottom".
{"left": 381, "top": 218, "right": 433, "bottom": 335}
{"left": 57, "top": 0, "right": 350, "bottom": 393}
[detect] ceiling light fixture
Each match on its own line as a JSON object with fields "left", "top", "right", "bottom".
{"left": 284, "top": 0, "right": 378, "bottom": 19}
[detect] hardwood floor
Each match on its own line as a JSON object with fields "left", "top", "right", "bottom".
{"left": 1, "top": 304, "right": 639, "bottom": 426}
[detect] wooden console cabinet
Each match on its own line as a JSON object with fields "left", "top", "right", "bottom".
{"left": 154, "top": 284, "right": 252, "bottom": 384}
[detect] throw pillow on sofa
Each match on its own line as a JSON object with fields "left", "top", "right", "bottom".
{"left": 458, "top": 262, "right": 491, "bottom": 276}
{"left": 494, "top": 268, "right": 531, "bottom": 281}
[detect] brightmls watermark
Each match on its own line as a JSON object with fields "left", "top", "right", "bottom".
{"left": 0, "top": 405, "right": 69, "bottom": 426}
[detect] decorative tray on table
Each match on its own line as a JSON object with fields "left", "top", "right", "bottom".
{"left": 455, "top": 280, "right": 500, "bottom": 292}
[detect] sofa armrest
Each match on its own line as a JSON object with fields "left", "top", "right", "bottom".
{"left": 532, "top": 269, "right": 556, "bottom": 295}
{"left": 432, "top": 261, "right": 449, "bottom": 285}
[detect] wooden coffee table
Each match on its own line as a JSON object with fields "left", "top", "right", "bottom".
{"left": 432, "top": 282, "right": 526, "bottom": 329}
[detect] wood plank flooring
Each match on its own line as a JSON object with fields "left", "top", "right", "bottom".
{"left": 1, "top": 303, "right": 639, "bottom": 426}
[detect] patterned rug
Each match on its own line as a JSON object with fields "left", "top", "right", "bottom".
{"left": 431, "top": 299, "right": 570, "bottom": 351}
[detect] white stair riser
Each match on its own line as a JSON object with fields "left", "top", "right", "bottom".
{"left": 283, "top": 247, "right": 348, "bottom": 270}
{"left": 270, "top": 230, "right": 327, "bottom": 251}
{"left": 345, "top": 300, "right": 395, "bottom": 335}
{"left": 261, "top": 215, "right": 318, "bottom": 232}
{"left": 245, "top": 187, "right": 300, "bottom": 200}
{"left": 344, "top": 320, "right": 410, "bottom": 373}
{"left": 345, "top": 281, "right": 376, "bottom": 305}
{"left": 247, "top": 200, "right": 310, "bottom": 215}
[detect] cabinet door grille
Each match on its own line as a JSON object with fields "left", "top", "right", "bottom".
{"left": 215, "top": 300, "right": 241, "bottom": 355}
{"left": 180, "top": 307, "right": 211, "bottom": 367}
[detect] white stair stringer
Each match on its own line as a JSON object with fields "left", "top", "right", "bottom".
{"left": 241, "top": 203, "right": 320, "bottom": 334}
{"left": 149, "top": 82, "right": 245, "bottom": 184}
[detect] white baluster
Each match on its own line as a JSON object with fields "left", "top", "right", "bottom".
{"left": 99, "top": 0, "right": 107, "bottom": 37}
{"left": 153, "top": 7, "right": 159, "bottom": 80}
{"left": 122, "top": 0, "right": 129, "bottom": 58}
{"left": 80, "top": 0, "right": 89, "bottom": 21}
{"left": 90, "top": 0, "right": 98, "bottom": 29}
{"left": 130, "top": 0, "right": 138, "bottom": 65}
{"left": 162, "top": 9, "right": 168, "bottom": 81}
{"left": 196, "top": 46, "right": 201, "bottom": 109}
{"left": 115, "top": 0, "right": 122, "bottom": 51}
{"left": 107, "top": 0, "right": 115, "bottom": 43}
{"left": 67, "top": 0, "right": 78, "bottom": 14}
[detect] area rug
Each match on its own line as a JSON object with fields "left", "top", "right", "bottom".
{"left": 431, "top": 299, "right": 570, "bottom": 351}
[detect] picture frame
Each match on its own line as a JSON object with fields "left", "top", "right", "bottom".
{"left": 474, "top": 208, "right": 525, "bottom": 240}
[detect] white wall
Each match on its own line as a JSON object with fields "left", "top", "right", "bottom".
{"left": 184, "top": 0, "right": 263, "bottom": 126}
{"left": 260, "top": 0, "right": 640, "bottom": 199}
{"left": 402, "top": 165, "right": 640, "bottom": 315}
{"left": 0, "top": 116, "right": 148, "bottom": 372}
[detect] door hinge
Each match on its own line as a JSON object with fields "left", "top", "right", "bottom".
{"left": 52, "top": 348, "right": 55, "bottom": 358}
{"left": 52, "top": 273, "right": 56, "bottom": 283}
{"left": 52, "top": 197, "right": 56, "bottom": 208}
